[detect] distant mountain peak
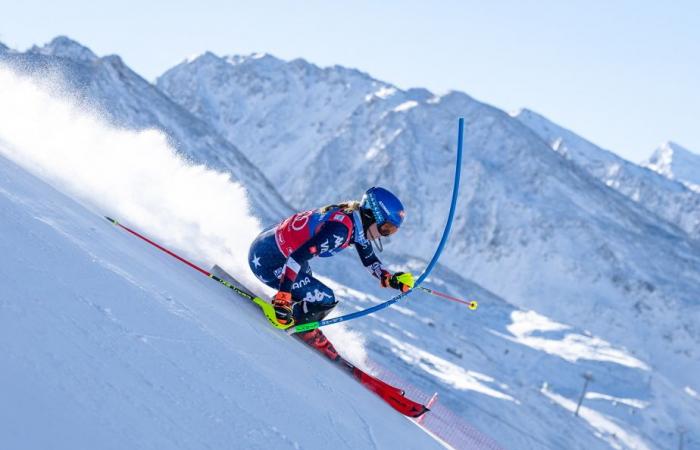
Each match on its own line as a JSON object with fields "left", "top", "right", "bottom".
{"left": 405, "top": 87, "right": 434, "bottom": 102}
{"left": 645, "top": 141, "right": 700, "bottom": 188}
{"left": 511, "top": 107, "right": 541, "bottom": 119}
{"left": 434, "top": 90, "right": 475, "bottom": 108}
{"left": 184, "top": 51, "right": 220, "bottom": 64}
{"left": 226, "top": 52, "right": 284, "bottom": 68}
{"left": 30, "top": 36, "right": 98, "bottom": 63}
{"left": 168, "top": 50, "right": 387, "bottom": 94}
{"left": 249, "top": 51, "right": 274, "bottom": 60}
{"left": 660, "top": 140, "right": 694, "bottom": 155}
{"left": 0, "top": 41, "right": 8, "bottom": 53}
{"left": 647, "top": 141, "right": 696, "bottom": 167}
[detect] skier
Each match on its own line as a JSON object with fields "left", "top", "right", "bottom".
{"left": 248, "top": 187, "right": 414, "bottom": 357}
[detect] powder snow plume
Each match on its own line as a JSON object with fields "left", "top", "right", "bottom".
{"left": 0, "top": 65, "right": 261, "bottom": 286}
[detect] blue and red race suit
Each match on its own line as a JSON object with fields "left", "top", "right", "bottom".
{"left": 248, "top": 206, "right": 386, "bottom": 319}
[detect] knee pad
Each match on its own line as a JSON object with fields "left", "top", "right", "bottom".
{"left": 293, "top": 300, "right": 338, "bottom": 323}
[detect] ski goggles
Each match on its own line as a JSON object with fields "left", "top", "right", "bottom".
{"left": 378, "top": 221, "right": 399, "bottom": 237}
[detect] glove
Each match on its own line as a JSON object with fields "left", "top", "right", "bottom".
{"left": 272, "top": 291, "right": 294, "bottom": 324}
{"left": 380, "top": 270, "right": 415, "bottom": 293}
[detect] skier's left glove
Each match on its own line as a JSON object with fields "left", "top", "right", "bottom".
{"left": 380, "top": 270, "right": 415, "bottom": 293}
{"left": 271, "top": 291, "right": 294, "bottom": 325}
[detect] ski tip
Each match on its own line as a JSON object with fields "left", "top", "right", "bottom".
{"left": 413, "top": 406, "right": 430, "bottom": 419}
{"left": 104, "top": 216, "right": 116, "bottom": 224}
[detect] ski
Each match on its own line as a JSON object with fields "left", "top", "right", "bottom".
{"left": 104, "top": 217, "right": 428, "bottom": 418}
{"left": 210, "top": 265, "right": 428, "bottom": 418}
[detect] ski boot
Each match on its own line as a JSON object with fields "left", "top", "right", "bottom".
{"left": 299, "top": 328, "right": 339, "bottom": 361}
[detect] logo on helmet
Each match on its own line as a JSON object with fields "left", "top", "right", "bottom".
{"left": 379, "top": 201, "right": 391, "bottom": 216}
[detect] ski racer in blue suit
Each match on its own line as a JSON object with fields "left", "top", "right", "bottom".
{"left": 248, "top": 187, "right": 414, "bottom": 354}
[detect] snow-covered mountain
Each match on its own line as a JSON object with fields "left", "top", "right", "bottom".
{"left": 513, "top": 108, "right": 700, "bottom": 239}
{"left": 3, "top": 37, "right": 700, "bottom": 449}
{"left": 157, "top": 52, "right": 700, "bottom": 398}
{"left": 157, "top": 51, "right": 429, "bottom": 204}
{"left": 2, "top": 79, "right": 693, "bottom": 450}
{"left": 644, "top": 141, "right": 700, "bottom": 191}
{"left": 0, "top": 37, "right": 291, "bottom": 223}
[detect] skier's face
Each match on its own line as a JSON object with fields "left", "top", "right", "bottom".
{"left": 367, "top": 223, "right": 382, "bottom": 240}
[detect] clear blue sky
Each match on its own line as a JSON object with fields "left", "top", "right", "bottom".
{"left": 2, "top": 0, "right": 698, "bottom": 162}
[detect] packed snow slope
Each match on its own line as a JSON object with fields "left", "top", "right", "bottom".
{"left": 0, "top": 130, "right": 444, "bottom": 450}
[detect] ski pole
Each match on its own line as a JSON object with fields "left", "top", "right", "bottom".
{"left": 418, "top": 286, "right": 478, "bottom": 310}
{"left": 104, "top": 216, "right": 292, "bottom": 329}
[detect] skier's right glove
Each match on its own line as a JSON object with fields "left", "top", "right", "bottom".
{"left": 272, "top": 291, "right": 294, "bottom": 325}
{"left": 380, "top": 270, "right": 415, "bottom": 293}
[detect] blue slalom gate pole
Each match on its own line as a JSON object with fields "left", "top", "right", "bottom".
{"left": 292, "top": 118, "right": 465, "bottom": 333}
{"left": 415, "top": 117, "right": 463, "bottom": 286}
